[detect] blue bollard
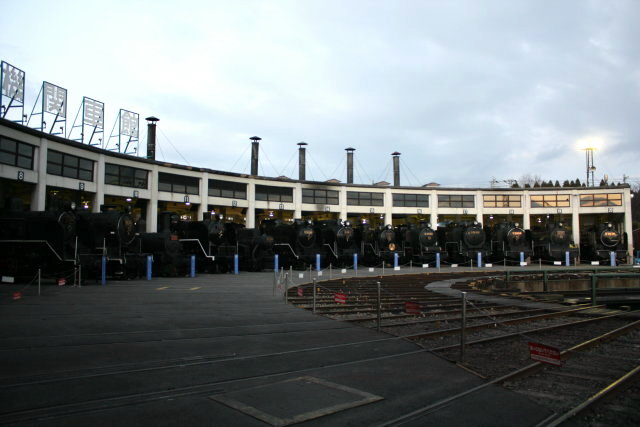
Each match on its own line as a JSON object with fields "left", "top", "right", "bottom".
{"left": 520, "top": 252, "right": 525, "bottom": 264}
{"left": 394, "top": 252, "right": 399, "bottom": 268}
{"left": 565, "top": 251, "right": 570, "bottom": 266}
{"left": 477, "top": 252, "right": 482, "bottom": 268}
{"left": 146, "top": 255, "right": 152, "bottom": 280}
{"left": 610, "top": 251, "right": 616, "bottom": 267}
{"left": 316, "top": 254, "right": 321, "bottom": 272}
{"left": 234, "top": 254, "right": 239, "bottom": 274}
{"left": 274, "top": 254, "right": 279, "bottom": 273}
{"left": 101, "top": 256, "right": 106, "bottom": 286}
{"left": 190, "top": 255, "right": 196, "bottom": 278}
{"left": 353, "top": 253, "right": 358, "bottom": 271}
{"left": 436, "top": 252, "right": 441, "bottom": 269}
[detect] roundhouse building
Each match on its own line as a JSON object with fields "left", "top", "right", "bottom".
{"left": 0, "top": 117, "right": 634, "bottom": 260}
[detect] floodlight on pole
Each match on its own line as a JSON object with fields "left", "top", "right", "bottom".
{"left": 582, "top": 147, "right": 596, "bottom": 187}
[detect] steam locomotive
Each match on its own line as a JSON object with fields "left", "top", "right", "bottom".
{"left": 439, "top": 221, "right": 489, "bottom": 263}
{"left": 261, "top": 218, "right": 316, "bottom": 269}
{"left": 532, "top": 222, "right": 579, "bottom": 261}
{"left": 581, "top": 222, "right": 628, "bottom": 263}
{"left": 401, "top": 223, "right": 444, "bottom": 265}
{"left": 487, "top": 222, "right": 533, "bottom": 262}
{"left": 315, "top": 219, "right": 357, "bottom": 267}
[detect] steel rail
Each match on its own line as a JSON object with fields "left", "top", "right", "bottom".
{"left": 378, "top": 317, "right": 640, "bottom": 427}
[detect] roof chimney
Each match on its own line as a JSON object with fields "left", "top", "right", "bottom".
{"left": 250, "top": 136, "right": 261, "bottom": 175}
{"left": 145, "top": 116, "right": 159, "bottom": 160}
{"left": 392, "top": 152, "right": 401, "bottom": 186}
{"left": 346, "top": 147, "right": 355, "bottom": 184}
{"left": 298, "top": 142, "right": 307, "bottom": 181}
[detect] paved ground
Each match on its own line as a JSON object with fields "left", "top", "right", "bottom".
{"left": 0, "top": 268, "right": 564, "bottom": 426}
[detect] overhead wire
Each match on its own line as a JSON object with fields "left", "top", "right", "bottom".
{"left": 354, "top": 157, "right": 374, "bottom": 185}
{"left": 401, "top": 157, "right": 423, "bottom": 187}
{"left": 229, "top": 143, "right": 250, "bottom": 174}
{"left": 376, "top": 158, "right": 392, "bottom": 184}
{"left": 158, "top": 128, "right": 191, "bottom": 166}
{"left": 280, "top": 149, "right": 297, "bottom": 178}
{"left": 259, "top": 144, "right": 279, "bottom": 177}
{"left": 308, "top": 152, "right": 329, "bottom": 182}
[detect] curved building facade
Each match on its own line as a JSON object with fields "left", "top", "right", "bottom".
{"left": 0, "top": 118, "right": 633, "bottom": 258}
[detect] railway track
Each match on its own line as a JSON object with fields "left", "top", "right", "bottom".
{"left": 292, "top": 273, "right": 640, "bottom": 425}
{"left": 380, "top": 317, "right": 640, "bottom": 426}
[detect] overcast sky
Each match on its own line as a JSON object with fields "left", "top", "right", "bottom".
{"left": 2, "top": 0, "right": 639, "bottom": 187}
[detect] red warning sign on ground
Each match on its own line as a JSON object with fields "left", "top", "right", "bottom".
{"left": 297, "top": 287, "right": 303, "bottom": 297}
{"left": 404, "top": 301, "right": 421, "bottom": 314}
{"left": 528, "top": 342, "right": 562, "bottom": 366}
{"left": 12, "top": 292, "right": 22, "bottom": 301}
{"left": 334, "top": 293, "right": 347, "bottom": 304}
{"left": 57, "top": 278, "right": 66, "bottom": 286}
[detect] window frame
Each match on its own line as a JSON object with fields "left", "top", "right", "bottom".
{"left": 47, "top": 149, "right": 94, "bottom": 181}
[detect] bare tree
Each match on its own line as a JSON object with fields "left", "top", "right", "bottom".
{"left": 519, "top": 174, "right": 542, "bottom": 187}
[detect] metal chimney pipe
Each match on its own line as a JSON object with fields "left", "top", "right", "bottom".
{"left": 145, "top": 116, "right": 159, "bottom": 160}
{"left": 346, "top": 147, "right": 355, "bottom": 184}
{"left": 392, "top": 151, "right": 401, "bottom": 186}
{"left": 298, "top": 142, "right": 307, "bottom": 181}
{"left": 250, "top": 136, "right": 261, "bottom": 175}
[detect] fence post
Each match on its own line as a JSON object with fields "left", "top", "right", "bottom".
{"left": 591, "top": 274, "right": 597, "bottom": 306}
{"left": 38, "top": 268, "right": 41, "bottom": 296}
{"left": 394, "top": 253, "right": 399, "bottom": 269}
{"left": 436, "top": 252, "right": 441, "bottom": 271}
{"left": 233, "top": 254, "right": 239, "bottom": 274}
{"left": 354, "top": 253, "right": 358, "bottom": 276}
{"left": 274, "top": 254, "right": 279, "bottom": 273}
{"left": 284, "top": 273, "right": 288, "bottom": 303}
{"left": 565, "top": 251, "right": 570, "bottom": 266}
{"left": 477, "top": 252, "right": 482, "bottom": 268}
{"left": 316, "top": 254, "right": 321, "bottom": 272}
{"left": 520, "top": 252, "right": 524, "bottom": 264}
{"left": 329, "top": 263, "right": 332, "bottom": 279}
{"left": 460, "top": 291, "right": 467, "bottom": 363}
{"left": 610, "top": 251, "right": 616, "bottom": 267}
{"left": 313, "top": 278, "right": 317, "bottom": 314}
{"left": 190, "top": 255, "right": 196, "bottom": 278}
{"left": 101, "top": 256, "right": 107, "bottom": 286}
{"left": 78, "top": 264, "right": 82, "bottom": 288}
{"left": 146, "top": 255, "right": 153, "bottom": 280}
{"left": 377, "top": 281, "right": 381, "bottom": 332}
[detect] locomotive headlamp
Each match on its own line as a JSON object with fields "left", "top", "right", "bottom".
{"left": 389, "top": 243, "right": 396, "bottom": 251}
{"left": 70, "top": 202, "right": 76, "bottom": 210}
{"left": 345, "top": 220, "right": 351, "bottom": 227}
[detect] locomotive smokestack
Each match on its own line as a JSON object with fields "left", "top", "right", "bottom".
{"left": 145, "top": 116, "right": 159, "bottom": 160}
{"left": 392, "top": 151, "right": 401, "bottom": 186}
{"left": 346, "top": 147, "right": 355, "bottom": 184}
{"left": 298, "top": 142, "right": 307, "bottom": 181}
{"left": 250, "top": 136, "right": 261, "bottom": 176}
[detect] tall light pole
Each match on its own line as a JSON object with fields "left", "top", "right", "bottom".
{"left": 583, "top": 147, "right": 596, "bottom": 187}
